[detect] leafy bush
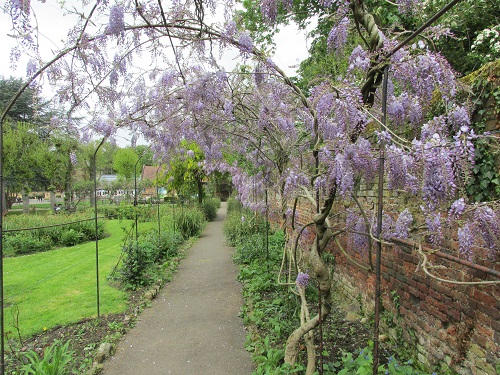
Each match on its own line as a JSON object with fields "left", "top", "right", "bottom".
{"left": 175, "top": 207, "right": 206, "bottom": 239}
{"left": 4, "top": 233, "right": 52, "bottom": 255}
{"left": 252, "top": 336, "right": 305, "bottom": 375}
{"left": 3, "top": 213, "right": 105, "bottom": 256}
{"left": 158, "top": 232, "right": 183, "bottom": 260}
{"left": 99, "top": 204, "right": 156, "bottom": 221}
{"left": 119, "top": 230, "right": 184, "bottom": 289}
{"left": 21, "top": 339, "right": 74, "bottom": 375}
{"left": 120, "top": 241, "right": 152, "bottom": 289}
{"left": 60, "top": 229, "right": 84, "bottom": 247}
{"left": 201, "top": 197, "right": 220, "bottom": 221}
{"left": 233, "top": 233, "right": 266, "bottom": 264}
{"left": 226, "top": 197, "right": 242, "bottom": 214}
{"left": 223, "top": 208, "right": 268, "bottom": 247}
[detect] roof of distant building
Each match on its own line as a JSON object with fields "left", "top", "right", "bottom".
{"left": 141, "top": 166, "right": 160, "bottom": 181}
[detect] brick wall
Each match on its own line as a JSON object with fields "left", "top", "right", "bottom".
{"left": 280, "top": 191, "right": 499, "bottom": 375}
{"left": 330, "top": 238, "right": 498, "bottom": 374}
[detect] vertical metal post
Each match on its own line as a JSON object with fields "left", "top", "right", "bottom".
{"left": 93, "top": 137, "right": 106, "bottom": 318}
{"left": 156, "top": 168, "right": 161, "bottom": 251}
{"left": 265, "top": 188, "right": 269, "bottom": 261}
{"left": 373, "top": 65, "right": 390, "bottom": 374}
{"left": 0, "top": 118, "right": 5, "bottom": 375}
{"left": 134, "top": 159, "right": 139, "bottom": 242}
{"left": 172, "top": 200, "right": 176, "bottom": 233}
{"left": 134, "top": 149, "right": 149, "bottom": 242}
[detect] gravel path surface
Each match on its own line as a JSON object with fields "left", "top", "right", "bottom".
{"left": 101, "top": 202, "right": 254, "bottom": 375}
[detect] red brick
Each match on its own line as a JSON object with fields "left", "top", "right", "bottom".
{"left": 475, "top": 324, "right": 493, "bottom": 340}
{"left": 476, "top": 302, "right": 499, "bottom": 320}
{"left": 447, "top": 308, "right": 461, "bottom": 322}
{"left": 416, "top": 282, "right": 429, "bottom": 295}
{"left": 473, "top": 289, "right": 497, "bottom": 307}
{"left": 421, "top": 301, "right": 448, "bottom": 323}
{"left": 471, "top": 332, "right": 488, "bottom": 349}
{"left": 490, "top": 317, "right": 500, "bottom": 332}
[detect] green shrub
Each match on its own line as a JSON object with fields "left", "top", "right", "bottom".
{"left": 21, "top": 339, "right": 74, "bottom": 375}
{"left": 120, "top": 241, "right": 152, "bottom": 289}
{"left": 60, "top": 229, "right": 84, "bottom": 247}
{"left": 4, "top": 233, "right": 52, "bottom": 255}
{"left": 175, "top": 207, "right": 206, "bottom": 239}
{"left": 158, "top": 232, "right": 183, "bottom": 260}
{"left": 223, "top": 208, "right": 267, "bottom": 247}
{"left": 331, "top": 343, "right": 431, "bottom": 375}
{"left": 119, "top": 229, "right": 184, "bottom": 289}
{"left": 226, "top": 197, "right": 242, "bottom": 214}
{"left": 99, "top": 205, "right": 156, "bottom": 221}
{"left": 201, "top": 197, "right": 220, "bottom": 221}
{"left": 3, "top": 213, "right": 106, "bottom": 256}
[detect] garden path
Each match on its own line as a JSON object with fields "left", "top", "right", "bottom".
{"left": 101, "top": 202, "right": 254, "bottom": 374}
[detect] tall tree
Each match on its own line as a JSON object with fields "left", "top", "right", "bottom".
{"left": 113, "top": 147, "right": 139, "bottom": 180}
{"left": 2, "top": 121, "right": 46, "bottom": 212}
{"left": 163, "top": 141, "right": 206, "bottom": 204}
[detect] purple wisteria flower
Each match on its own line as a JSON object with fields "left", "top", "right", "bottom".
{"left": 394, "top": 209, "right": 413, "bottom": 239}
{"left": 426, "top": 212, "right": 442, "bottom": 245}
{"left": 296, "top": 272, "right": 310, "bottom": 288}
{"left": 223, "top": 20, "right": 237, "bottom": 40}
{"left": 254, "top": 63, "right": 265, "bottom": 86}
{"left": 386, "top": 145, "right": 415, "bottom": 191}
{"left": 449, "top": 105, "right": 470, "bottom": 131}
{"left": 421, "top": 135, "right": 456, "bottom": 209}
{"left": 448, "top": 198, "right": 466, "bottom": 220}
{"left": 348, "top": 45, "right": 370, "bottom": 72}
{"left": 397, "top": 0, "right": 421, "bottom": 14}
{"left": 475, "top": 206, "right": 499, "bottom": 250}
{"left": 26, "top": 59, "right": 37, "bottom": 77}
{"left": 70, "top": 152, "right": 77, "bottom": 166}
{"left": 375, "top": 130, "right": 392, "bottom": 145}
{"left": 260, "top": 0, "right": 278, "bottom": 23}
{"left": 238, "top": 32, "right": 254, "bottom": 55}
{"left": 458, "top": 223, "right": 474, "bottom": 261}
{"left": 107, "top": 5, "right": 125, "bottom": 36}
{"left": 320, "top": 0, "right": 336, "bottom": 7}
{"left": 327, "top": 17, "right": 350, "bottom": 54}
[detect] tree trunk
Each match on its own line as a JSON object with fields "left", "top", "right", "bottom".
{"left": 22, "top": 187, "right": 30, "bottom": 214}
{"left": 285, "top": 189, "right": 336, "bottom": 371}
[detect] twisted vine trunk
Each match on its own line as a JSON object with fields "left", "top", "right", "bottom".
{"left": 284, "top": 191, "right": 336, "bottom": 373}
{"left": 284, "top": 231, "right": 333, "bottom": 372}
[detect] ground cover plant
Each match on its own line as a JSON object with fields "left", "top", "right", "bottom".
{"left": 227, "top": 209, "right": 436, "bottom": 375}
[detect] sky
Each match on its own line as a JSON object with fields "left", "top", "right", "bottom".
{"left": 0, "top": 1, "right": 313, "bottom": 145}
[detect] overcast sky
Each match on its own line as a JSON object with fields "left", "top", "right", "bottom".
{"left": 1, "top": 2, "right": 311, "bottom": 77}
{"left": 0, "top": 1, "right": 312, "bottom": 145}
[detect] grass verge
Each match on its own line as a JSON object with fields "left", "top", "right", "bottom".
{"left": 3, "top": 219, "right": 153, "bottom": 338}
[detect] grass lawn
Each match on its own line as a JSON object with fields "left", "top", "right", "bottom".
{"left": 3, "top": 219, "right": 154, "bottom": 338}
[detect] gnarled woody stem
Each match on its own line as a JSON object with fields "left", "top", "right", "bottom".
{"left": 284, "top": 237, "right": 332, "bottom": 371}
{"left": 284, "top": 190, "right": 336, "bottom": 372}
